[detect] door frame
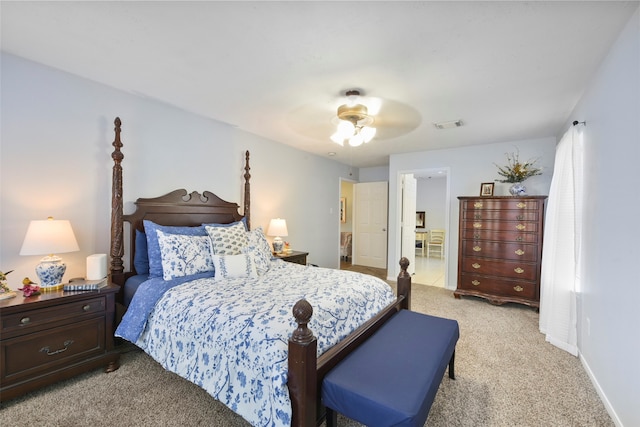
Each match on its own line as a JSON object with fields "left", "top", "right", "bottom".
{"left": 394, "top": 168, "right": 451, "bottom": 286}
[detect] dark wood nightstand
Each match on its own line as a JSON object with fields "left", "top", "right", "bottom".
{"left": 0, "top": 284, "right": 121, "bottom": 401}
{"left": 273, "top": 250, "right": 309, "bottom": 265}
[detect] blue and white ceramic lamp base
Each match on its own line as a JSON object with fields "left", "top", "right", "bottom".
{"left": 35, "top": 257, "right": 67, "bottom": 289}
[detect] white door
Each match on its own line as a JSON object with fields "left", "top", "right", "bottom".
{"left": 353, "top": 181, "right": 388, "bottom": 269}
{"left": 401, "top": 174, "right": 417, "bottom": 275}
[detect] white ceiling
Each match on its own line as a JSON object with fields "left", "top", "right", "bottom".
{"left": 1, "top": 1, "right": 637, "bottom": 168}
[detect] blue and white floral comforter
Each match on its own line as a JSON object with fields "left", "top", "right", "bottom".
{"left": 116, "top": 260, "right": 395, "bottom": 427}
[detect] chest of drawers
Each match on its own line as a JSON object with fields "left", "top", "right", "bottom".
{"left": 455, "top": 196, "right": 547, "bottom": 308}
{"left": 0, "top": 285, "right": 120, "bottom": 401}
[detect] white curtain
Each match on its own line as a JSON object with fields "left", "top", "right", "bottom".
{"left": 539, "top": 126, "right": 584, "bottom": 356}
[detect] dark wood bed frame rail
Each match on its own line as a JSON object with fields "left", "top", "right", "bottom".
{"left": 108, "top": 117, "right": 412, "bottom": 427}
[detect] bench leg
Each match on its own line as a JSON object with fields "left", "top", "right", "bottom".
{"left": 325, "top": 407, "right": 338, "bottom": 427}
{"left": 448, "top": 349, "right": 456, "bottom": 380}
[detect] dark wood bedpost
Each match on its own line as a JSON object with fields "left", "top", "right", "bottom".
{"left": 288, "top": 299, "right": 317, "bottom": 427}
{"left": 110, "top": 117, "right": 125, "bottom": 287}
{"left": 397, "top": 257, "right": 411, "bottom": 310}
{"left": 243, "top": 150, "right": 251, "bottom": 230}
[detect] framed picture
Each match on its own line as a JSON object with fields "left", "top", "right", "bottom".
{"left": 340, "top": 197, "right": 346, "bottom": 223}
{"left": 416, "top": 211, "right": 426, "bottom": 228}
{"left": 480, "top": 182, "right": 494, "bottom": 196}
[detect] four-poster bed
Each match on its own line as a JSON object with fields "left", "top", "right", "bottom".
{"left": 108, "top": 117, "right": 412, "bottom": 426}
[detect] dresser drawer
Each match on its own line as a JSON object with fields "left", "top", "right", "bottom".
{"left": 462, "top": 199, "right": 542, "bottom": 211}
{"left": 461, "top": 229, "right": 539, "bottom": 243}
{"left": 1, "top": 317, "right": 105, "bottom": 382}
{"left": 460, "top": 256, "right": 538, "bottom": 281}
{"left": 461, "top": 240, "right": 539, "bottom": 262}
{"left": 2, "top": 297, "right": 106, "bottom": 336}
{"left": 461, "top": 220, "right": 539, "bottom": 233}
{"left": 458, "top": 273, "right": 537, "bottom": 300}
{"left": 462, "top": 209, "right": 539, "bottom": 221}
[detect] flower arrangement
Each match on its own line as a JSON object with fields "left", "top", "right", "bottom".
{"left": 0, "top": 270, "right": 17, "bottom": 300}
{"left": 494, "top": 151, "right": 542, "bottom": 183}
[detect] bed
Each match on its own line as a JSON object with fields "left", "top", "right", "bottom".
{"left": 108, "top": 117, "right": 412, "bottom": 426}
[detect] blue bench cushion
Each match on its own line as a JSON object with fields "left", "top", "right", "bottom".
{"left": 322, "top": 310, "right": 459, "bottom": 427}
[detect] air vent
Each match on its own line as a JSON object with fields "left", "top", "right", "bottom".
{"left": 434, "top": 120, "right": 463, "bottom": 129}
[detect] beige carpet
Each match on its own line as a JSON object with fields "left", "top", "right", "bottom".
{"left": 0, "top": 281, "right": 613, "bottom": 427}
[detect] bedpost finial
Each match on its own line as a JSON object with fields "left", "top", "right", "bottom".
{"left": 399, "top": 257, "right": 410, "bottom": 272}
{"left": 114, "top": 117, "right": 121, "bottom": 127}
{"left": 291, "top": 299, "right": 314, "bottom": 344}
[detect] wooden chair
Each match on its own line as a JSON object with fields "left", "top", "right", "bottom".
{"left": 427, "top": 229, "right": 445, "bottom": 258}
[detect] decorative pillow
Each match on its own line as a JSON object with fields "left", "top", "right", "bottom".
{"left": 156, "top": 230, "right": 215, "bottom": 280}
{"left": 143, "top": 220, "right": 207, "bottom": 278}
{"left": 205, "top": 222, "right": 248, "bottom": 256}
{"left": 212, "top": 252, "right": 258, "bottom": 281}
{"left": 133, "top": 229, "right": 149, "bottom": 274}
{"left": 246, "top": 227, "right": 272, "bottom": 275}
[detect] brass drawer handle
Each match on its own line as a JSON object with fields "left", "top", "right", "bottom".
{"left": 515, "top": 249, "right": 525, "bottom": 256}
{"left": 516, "top": 224, "right": 526, "bottom": 230}
{"left": 516, "top": 215, "right": 524, "bottom": 220}
{"left": 517, "top": 202, "right": 526, "bottom": 208}
{"left": 474, "top": 202, "right": 483, "bottom": 208}
{"left": 514, "top": 267, "right": 525, "bottom": 274}
{"left": 40, "top": 340, "right": 74, "bottom": 356}
{"left": 514, "top": 285, "right": 524, "bottom": 292}
{"left": 472, "top": 263, "right": 481, "bottom": 269}
{"left": 474, "top": 214, "right": 481, "bottom": 220}
{"left": 20, "top": 317, "right": 31, "bottom": 325}
{"left": 473, "top": 246, "right": 482, "bottom": 252}
{"left": 472, "top": 280, "right": 480, "bottom": 286}
{"left": 473, "top": 223, "right": 482, "bottom": 228}
{"left": 83, "top": 304, "right": 91, "bottom": 312}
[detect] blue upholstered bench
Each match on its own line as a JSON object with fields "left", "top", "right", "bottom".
{"left": 322, "top": 310, "right": 460, "bottom": 427}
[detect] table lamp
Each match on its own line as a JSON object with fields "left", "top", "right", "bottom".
{"left": 20, "top": 217, "right": 80, "bottom": 290}
{"left": 267, "top": 218, "right": 288, "bottom": 254}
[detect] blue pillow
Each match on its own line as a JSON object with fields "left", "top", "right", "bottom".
{"left": 143, "top": 220, "right": 207, "bottom": 279}
{"left": 133, "top": 230, "right": 149, "bottom": 274}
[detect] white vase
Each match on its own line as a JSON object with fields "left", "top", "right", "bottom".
{"left": 509, "top": 182, "right": 526, "bottom": 196}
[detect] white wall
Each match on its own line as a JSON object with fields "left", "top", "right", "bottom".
{"left": 388, "top": 138, "right": 556, "bottom": 285}
{"left": 0, "top": 53, "right": 355, "bottom": 286}
{"left": 416, "top": 177, "right": 446, "bottom": 230}
{"left": 566, "top": 9, "right": 639, "bottom": 427}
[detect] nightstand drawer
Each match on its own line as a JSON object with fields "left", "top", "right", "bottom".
{"left": 1, "top": 317, "right": 105, "bottom": 382}
{"left": 2, "top": 297, "right": 106, "bottom": 335}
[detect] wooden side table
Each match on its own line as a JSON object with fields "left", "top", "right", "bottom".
{"left": 273, "top": 250, "right": 309, "bottom": 265}
{"left": 0, "top": 284, "right": 121, "bottom": 401}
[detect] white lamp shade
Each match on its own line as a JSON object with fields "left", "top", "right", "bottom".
{"left": 267, "top": 218, "right": 288, "bottom": 237}
{"left": 20, "top": 218, "right": 80, "bottom": 256}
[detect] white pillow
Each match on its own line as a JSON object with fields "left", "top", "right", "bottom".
{"left": 246, "top": 227, "right": 272, "bottom": 274}
{"left": 205, "top": 222, "right": 248, "bottom": 255}
{"left": 156, "top": 230, "right": 214, "bottom": 280}
{"left": 212, "top": 252, "right": 258, "bottom": 281}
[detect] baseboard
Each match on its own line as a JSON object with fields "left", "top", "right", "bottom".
{"left": 579, "top": 351, "right": 623, "bottom": 426}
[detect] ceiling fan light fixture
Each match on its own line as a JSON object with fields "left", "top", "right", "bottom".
{"left": 331, "top": 89, "right": 377, "bottom": 146}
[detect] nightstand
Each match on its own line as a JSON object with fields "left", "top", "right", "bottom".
{"left": 0, "top": 284, "right": 121, "bottom": 401}
{"left": 274, "top": 250, "right": 309, "bottom": 265}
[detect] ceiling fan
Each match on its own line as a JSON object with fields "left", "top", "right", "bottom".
{"left": 285, "top": 89, "right": 422, "bottom": 146}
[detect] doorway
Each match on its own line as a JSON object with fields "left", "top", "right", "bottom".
{"left": 400, "top": 170, "right": 449, "bottom": 288}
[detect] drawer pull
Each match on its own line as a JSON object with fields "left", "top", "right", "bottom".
{"left": 515, "top": 249, "right": 525, "bottom": 256}
{"left": 514, "top": 285, "right": 524, "bottom": 292}
{"left": 516, "top": 215, "right": 524, "bottom": 220}
{"left": 83, "top": 304, "right": 91, "bottom": 312}
{"left": 474, "top": 233, "right": 480, "bottom": 239}
{"left": 474, "top": 214, "right": 481, "bottom": 220}
{"left": 472, "top": 263, "right": 481, "bottom": 269}
{"left": 472, "top": 280, "right": 480, "bottom": 286}
{"left": 517, "top": 202, "right": 526, "bottom": 208}
{"left": 516, "top": 224, "right": 526, "bottom": 230}
{"left": 474, "top": 202, "right": 483, "bottom": 208}
{"left": 473, "top": 223, "right": 482, "bottom": 229}
{"left": 20, "top": 317, "right": 31, "bottom": 325}
{"left": 473, "top": 246, "right": 482, "bottom": 252}
{"left": 514, "top": 267, "right": 525, "bottom": 274}
{"left": 516, "top": 236, "right": 523, "bottom": 241}
{"left": 40, "top": 340, "right": 74, "bottom": 356}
